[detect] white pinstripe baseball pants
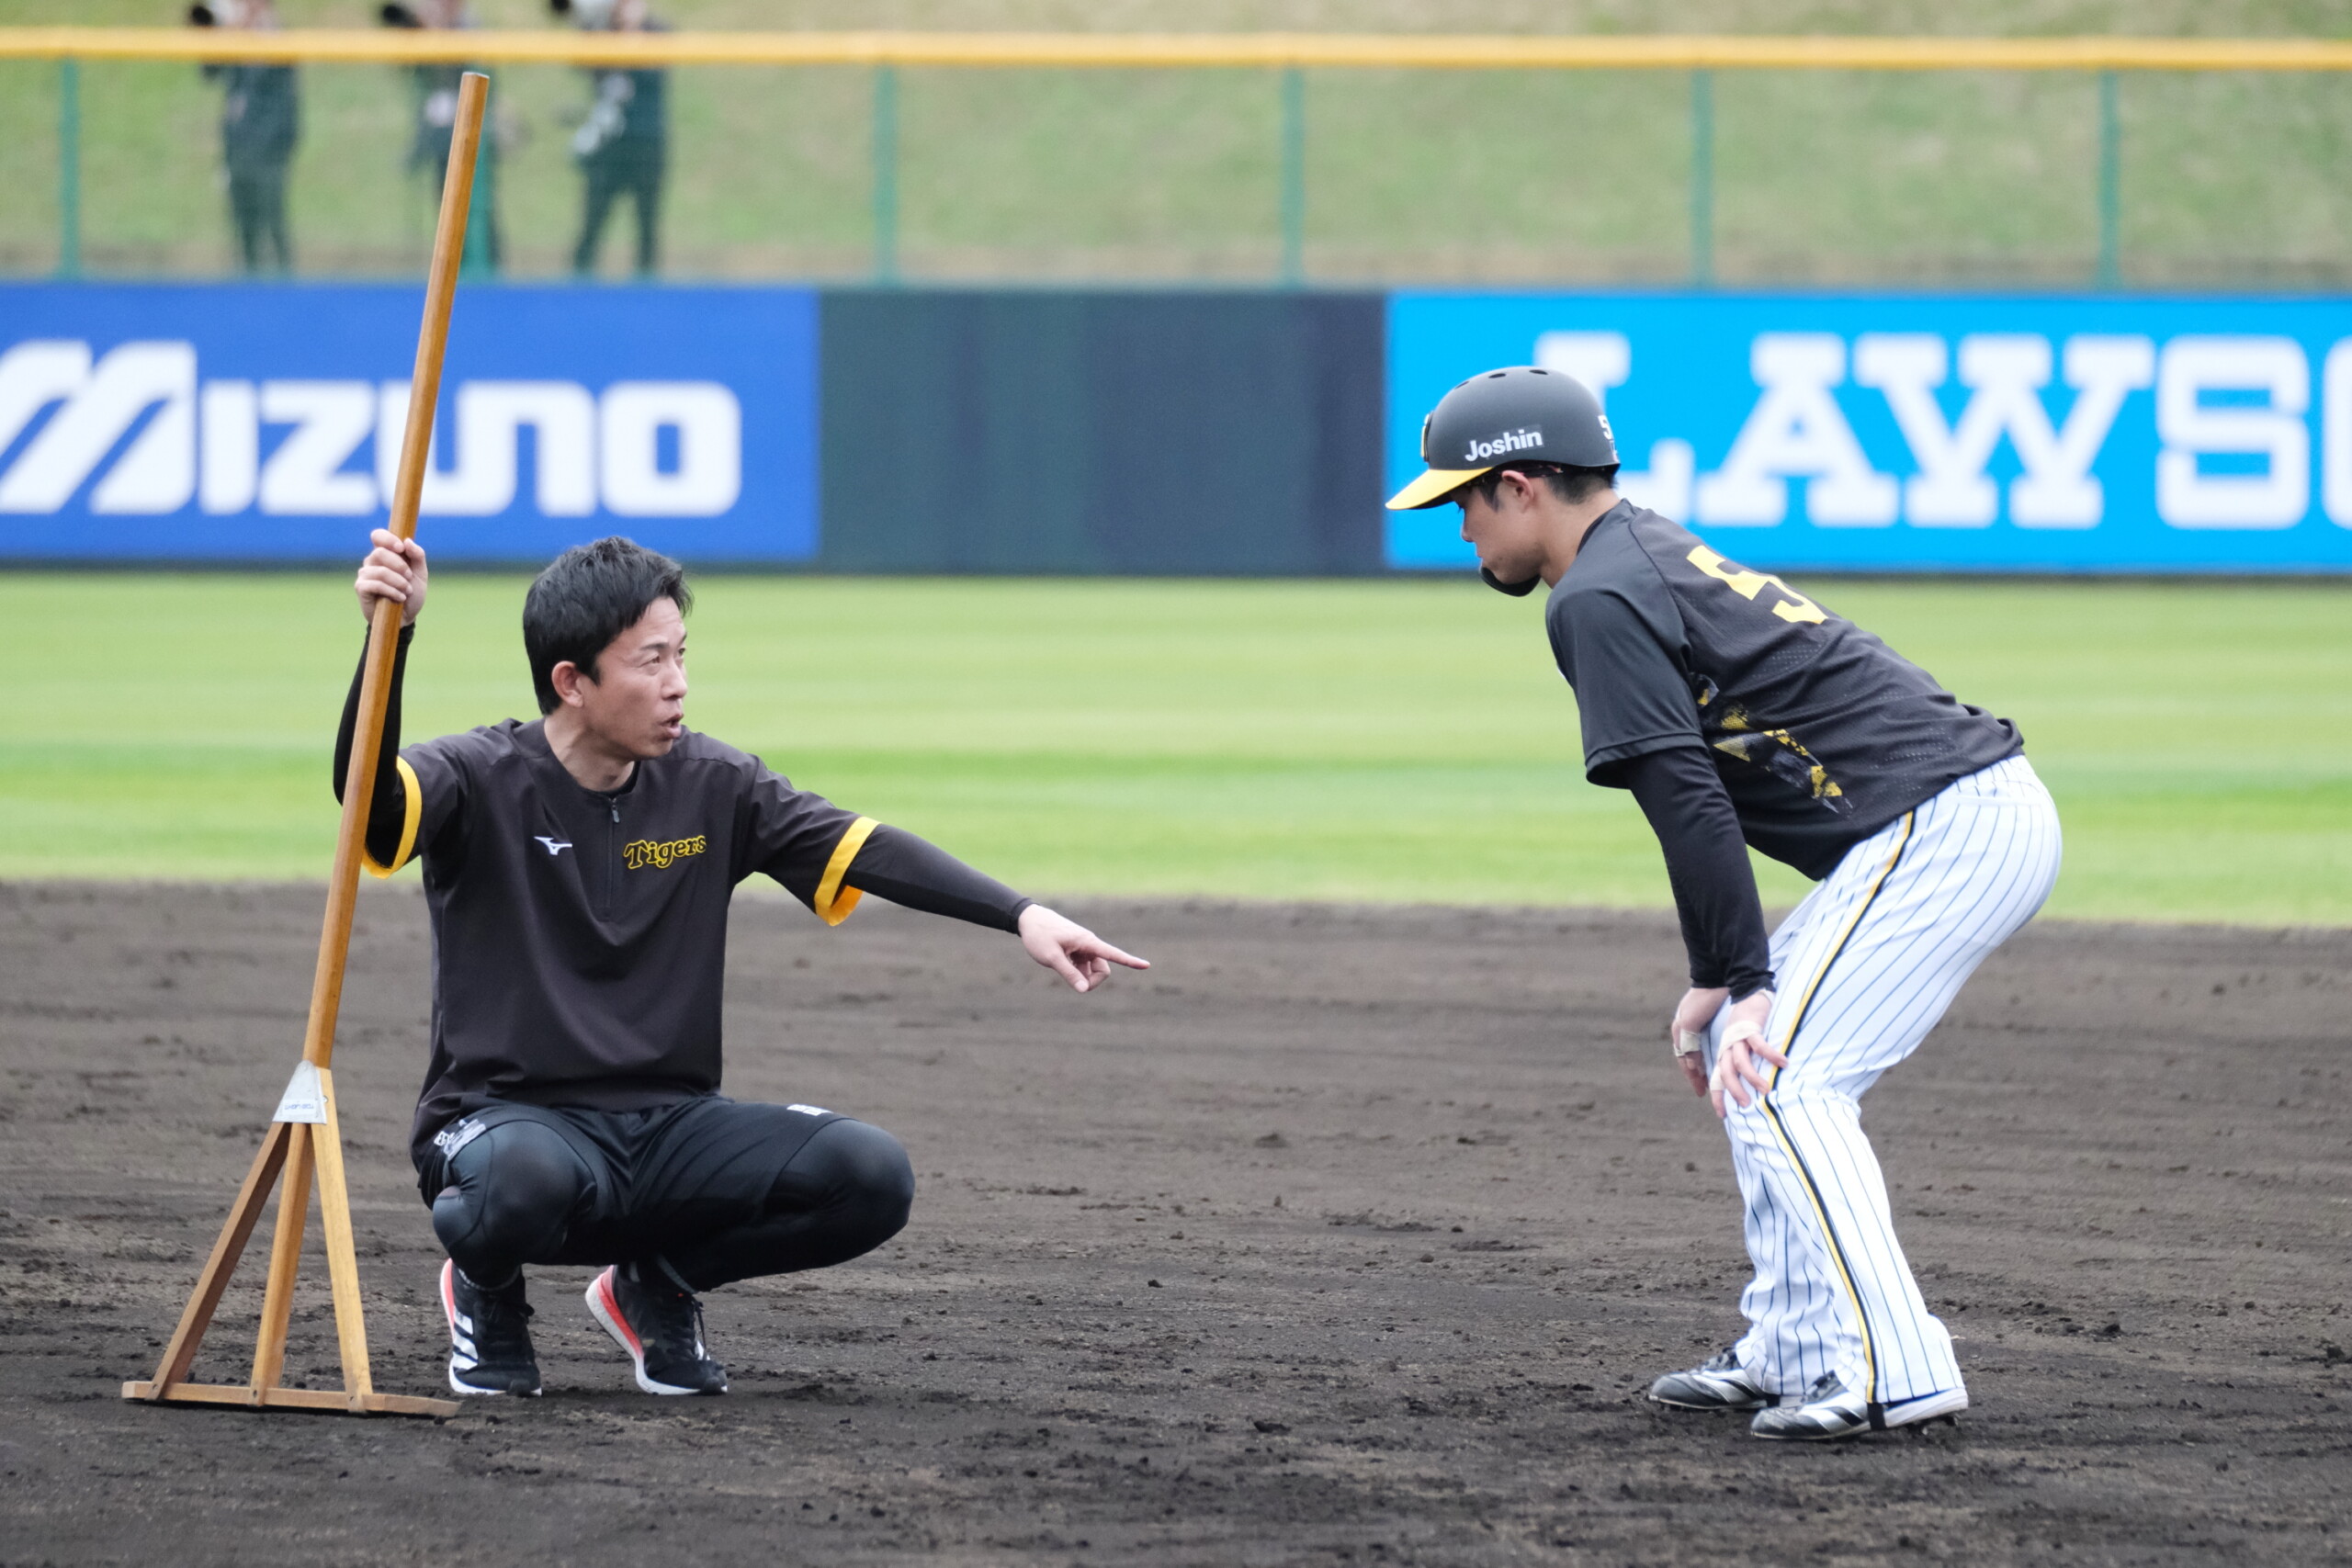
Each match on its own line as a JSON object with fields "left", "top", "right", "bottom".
{"left": 1703, "top": 753, "right": 2062, "bottom": 1407}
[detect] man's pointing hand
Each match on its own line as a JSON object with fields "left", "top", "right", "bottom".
{"left": 1017, "top": 905, "right": 1149, "bottom": 994}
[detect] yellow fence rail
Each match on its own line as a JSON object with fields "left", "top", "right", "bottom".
{"left": 4, "top": 28, "right": 2352, "bottom": 71}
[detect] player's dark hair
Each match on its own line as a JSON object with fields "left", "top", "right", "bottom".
{"left": 523, "top": 536, "right": 692, "bottom": 715}
{"left": 1469, "top": 461, "right": 1620, "bottom": 508}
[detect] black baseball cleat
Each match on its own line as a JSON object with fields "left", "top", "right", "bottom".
{"left": 586, "top": 1262, "right": 729, "bottom": 1395}
{"left": 438, "top": 1258, "right": 542, "bottom": 1397}
{"left": 1648, "top": 1348, "right": 1779, "bottom": 1411}
{"left": 1749, "top": 1371, "right": 1967, "bottom": 1440}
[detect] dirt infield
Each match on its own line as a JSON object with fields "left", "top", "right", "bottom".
{"left": 2, "top": 884, "right": 2347, "bottom": 1567}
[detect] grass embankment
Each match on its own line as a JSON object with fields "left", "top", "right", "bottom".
{"left": 0, "top": 0, "right": 2346, "bottom": 285}
{"left": 5, "top": 572, "right": 2346, "bottom": 925}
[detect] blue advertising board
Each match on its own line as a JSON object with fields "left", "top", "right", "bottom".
{"left": 1388, "top": 291, "right": 2352, "bottom": 573}
{"left": 11, "top": 282, "right": 2352, "bottom": 573}
{"left": 0, "top": 283, "right": 818, "bottom": 561}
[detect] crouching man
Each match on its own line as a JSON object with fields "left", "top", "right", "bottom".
{"left": 341, "top": 532, "right": 1146, "bottom": 1397}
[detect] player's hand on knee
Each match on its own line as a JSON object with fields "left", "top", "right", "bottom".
{"left": 1017, "top": 904, "right": 1148, "bottom": 994}
{"left": 1707, "top": 989, "right": 1783, "bottom": 1119}
{"left": 1668, "top": 985, "right": 1729, "bottom": 1097}
{"left": 355, "top": 528, "right": 428, "bottom": 626}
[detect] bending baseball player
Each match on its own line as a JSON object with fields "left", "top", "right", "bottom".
{"left": 343, "top": 533, "right": 1146, "bottom": 1397}
{"left": 1388, "top": 367, "right": 2061, "bottom": 1440}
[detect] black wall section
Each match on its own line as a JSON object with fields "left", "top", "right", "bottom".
{"left": 819, "top": 291, "right": 1385, "bottom": 574}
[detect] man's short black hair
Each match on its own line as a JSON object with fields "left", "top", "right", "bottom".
{"left": 523, "top": 536, "right": 692, "bottom": 715}
{"left": 1467, "top": 461, "right": 1620, "bottom": 509}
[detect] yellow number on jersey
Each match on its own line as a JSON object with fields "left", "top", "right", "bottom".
{"left": 1686, "top": 546, "right": 1827, "bottom": 626}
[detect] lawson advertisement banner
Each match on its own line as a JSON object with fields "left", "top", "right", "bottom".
{"left": 1388, "top": 291, "right": 2352, "bottom": 573}
{"left": 0, "top": 283, "right": 817, "bottom": 561}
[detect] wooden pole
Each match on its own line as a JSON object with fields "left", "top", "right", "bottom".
{"left": 311, "top": 1069, "right": 379, "bottom": 1405}
{"left": 313, "top": 69, "right": 484, "bottom": 1077}
{"left": 248, "top": 1122, "right": 314, "bottom": 1394}
{"left": 123, "top": 71, "right": 488, "bottom": 1425}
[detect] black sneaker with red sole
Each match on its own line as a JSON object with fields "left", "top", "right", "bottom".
{"left": 585, "top": 1262, "right": 729, "bottom": 1395}
{"left": 438, "top": 1259, "right": 542, "bottom": 1397}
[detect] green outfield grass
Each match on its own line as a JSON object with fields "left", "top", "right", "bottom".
{"left": 4, "top": 571, "right": 2346, "bottom": 925}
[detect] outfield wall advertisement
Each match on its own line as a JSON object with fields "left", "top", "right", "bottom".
{"left": 7, "top": 283, "right": 2352, "bottom": 573}
{"left": 1389, "top": 291, "right": 2352, "bottom": 573}
{"left": 0, "top": 284, "right": 819, "bottom": 562}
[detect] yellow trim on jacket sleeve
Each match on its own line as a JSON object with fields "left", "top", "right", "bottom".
{"left": 360, "top": 756, "right": 423, "bottom": 879}
{"left": 810, "top": 816, "right": 881, "bottom": 926}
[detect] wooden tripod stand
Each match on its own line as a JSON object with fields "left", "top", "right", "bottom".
{"left": 121, "top": 72, "right": 490, "bottom": 1422}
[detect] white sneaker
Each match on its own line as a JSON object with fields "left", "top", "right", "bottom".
{"left": 1749, "top": 1371, "right": 1966, "bottom": 1440}
{"left": 1647, "top": 1348, "right": 1779, "bottom": 1412}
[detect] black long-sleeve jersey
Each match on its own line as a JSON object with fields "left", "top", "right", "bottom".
{"left": 332, "top": 631, "right": 1031, "bottom": 1164}
{"left": 1545, "top": 502, "right": 2022, "bottom": 997}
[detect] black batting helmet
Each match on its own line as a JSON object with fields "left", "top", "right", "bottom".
{"left": 1385, "top": 364, "right": 1619, "bottom": 511}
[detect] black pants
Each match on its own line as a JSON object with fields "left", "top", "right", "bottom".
{"left": 417, "top": 1097, "right": 914, "bottom": 1292}
{"left": 228, "top": 164, "right": 291, "bottom": 275}
{"left": 572, "top": 145, "right": 663, "bottom": 276}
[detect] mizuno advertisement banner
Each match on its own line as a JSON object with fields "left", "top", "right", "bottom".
{"left": 1387, "top": 291, "right": 2352, "bottom": 573}
{"left": 0, "top": 283, "right": 818, "bottom": 562}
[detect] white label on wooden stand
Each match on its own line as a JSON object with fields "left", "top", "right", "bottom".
{"left": 272, "top": 1061, "right": 328, "bottom": 1124}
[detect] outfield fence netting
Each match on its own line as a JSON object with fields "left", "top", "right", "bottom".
{"left": 5, "top": 34, "right": 2352, "bottom": 288}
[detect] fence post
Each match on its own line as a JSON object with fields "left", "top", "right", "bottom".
{"left": 460, "top": 117, "right": 496, "bottom": 280}
{"left": 872, "top": 62, "right": 899, "bottom": 286}
{"left": 1689, "top": 68, "right": 1713, "bottom": 288}
{"left": 1279, "top": 65, "right": 1306, "bottom": 286}
{"left": 2096, "top": 68, "right": 2120, "bottom": 289}
{"left": 58, "top": 56, "right": 81, "bottom": 280}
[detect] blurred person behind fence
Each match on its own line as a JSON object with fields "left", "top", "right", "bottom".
{"left": 191, "top": 0, "right": 299, "bottom": 275}
{"left": 382, "top": 0, "right": 502, "bottom": 276}
{"left": 553, "top": 0, "right": 669, "bottom": 278}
